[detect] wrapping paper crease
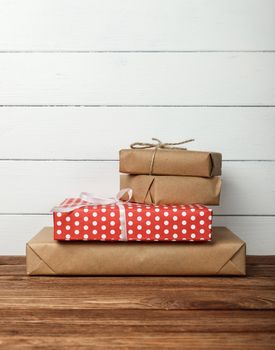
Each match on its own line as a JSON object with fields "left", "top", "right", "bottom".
{"left": 27, "top": 227, "right": 246, "bottom": 276}
{"left": 120, "top": 174, "right": 221, "bottom": 205}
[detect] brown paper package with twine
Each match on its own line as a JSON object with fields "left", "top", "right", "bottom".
{"left": 120, "top": 138, "right": 222, "bottom": 177}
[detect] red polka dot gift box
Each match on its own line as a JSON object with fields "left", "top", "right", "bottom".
{"left": 53, "top": 197, "right": 213, "bottom": 242}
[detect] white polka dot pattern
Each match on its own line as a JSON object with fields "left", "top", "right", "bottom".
{"left": 53, "top": 199, "right": 213, "bottom": 241}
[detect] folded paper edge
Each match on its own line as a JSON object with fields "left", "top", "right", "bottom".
{"left": 145, "top": 176, "right": 156, "bottom": 204}
{"left": 210, "top": 153, "right": 222, "bottom": 177}
{"left": 26, "top": 243, "right": 56, "bottom": 276}
{"left": 218, "top": 243, "right": 246, "bottom": 276}
{"left": 120, "top": 174, "right": 155, "bottom": 204}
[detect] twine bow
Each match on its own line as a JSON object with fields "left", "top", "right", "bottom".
{"left": 130, "top": 138, "right": 194, "bottom": 175}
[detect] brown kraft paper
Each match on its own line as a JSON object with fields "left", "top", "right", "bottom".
{"left": 119, "top": 148, "right": 222, "bottom": 177}
{"left": 120, "top": 174, "right": 221, "bottom": 205}
{"left": 26, "top": 227, "right": 245, "bottom": 276}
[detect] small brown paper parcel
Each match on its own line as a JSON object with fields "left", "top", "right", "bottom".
{"left": 119, "top": 148, "right": 222, "bottom": 177}
{"left": 120, "top": 174, "right": 221, "bottom": 205}
{"left": 26, "top": 227, "right": 245, "bottom": 276}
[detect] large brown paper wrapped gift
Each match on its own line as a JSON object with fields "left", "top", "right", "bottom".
{"left": 26, "top": 227, "right": 246, "bottom": 276}
{"left": 119, "top": 149, "right": 222, "bottom": 177}
{"left": 120, "top": 174, "right": 221, "bottom": 205}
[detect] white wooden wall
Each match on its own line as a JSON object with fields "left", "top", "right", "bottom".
{"left": 0, "top": 0, "right": 274, "bottom": 255}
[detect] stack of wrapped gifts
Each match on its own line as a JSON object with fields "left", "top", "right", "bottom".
{"left": 26, "top": 139, "right": 246, "bottom": 276}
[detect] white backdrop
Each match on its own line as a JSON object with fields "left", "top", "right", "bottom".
{"left": 0, "top": 0, "right": 274, "bottom": 254}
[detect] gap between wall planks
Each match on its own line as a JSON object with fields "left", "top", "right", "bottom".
{"left": 0, "top": 161, "right": 274, "bottom": 215}
{"left": 0, "top": 1, "right": 274, "bottom": 256}
{"left": 0, "top": 160, "right": 274, "bottom": 254}
{"left": 0, "top": 112, "right": 274, "bottom": 254}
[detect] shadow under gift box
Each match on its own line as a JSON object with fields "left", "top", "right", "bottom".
{"left": 53, "top": 202, "right": 213, "bottom": 242}
{"left": 26, "top": 227, "right": 246, "bottom": 276}
{"left": 120, "top": 174, "right": 221, "bottom": 205}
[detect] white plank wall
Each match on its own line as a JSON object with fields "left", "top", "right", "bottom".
{"left": 0, "top": 161, "right": 274, "bottom": 215}
{"left": 1, "top": 53, "right": 275, "bottom": 105}
{"left": 0, "top": 0, "right": 274, "bottom": 254}
{"left": 0, "top": 109, "right": 275, "bottom": 159}
{"left": 0, "top": 0, "right": 274, "bottom": 51}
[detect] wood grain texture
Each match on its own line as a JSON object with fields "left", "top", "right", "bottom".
{"left": 0, "top": 0, "right": 274, "bottom": 51}
{"left": 0, "top": 334, "right": 274, "bottom": 350}
{"left": 247, "top": 256, "right": 275, "bottom": 265}
{"left": 0, "top": 256, "right": 274, "bottom": 349}
{"left": 1, "top": 53, "right": 275, "bottom": 105}
{"left": 0, "top": 108, "right": 274, "bottom": 160}
{"left": 0, "top": 161, "right": 274, "bottom": 215}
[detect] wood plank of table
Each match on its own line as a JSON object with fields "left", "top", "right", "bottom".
{"left": 0, "top": 256, "right": 274, "bottom": 349}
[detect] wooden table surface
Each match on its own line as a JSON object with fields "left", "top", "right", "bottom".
{"left": 0, "top": 256, "right": 274, "bottom": 349}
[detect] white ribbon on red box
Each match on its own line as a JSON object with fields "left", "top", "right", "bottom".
{"left": 51, "top": 188, "right": 133, "bottom": 241}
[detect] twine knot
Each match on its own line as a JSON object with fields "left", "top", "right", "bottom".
{"left": 131, "top": 138, "right": 194, "bottom": 150}
{"left": 130, "top": 138, "right": 195, "bottom": 175}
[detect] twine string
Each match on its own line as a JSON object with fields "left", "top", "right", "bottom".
{"left": 130, "top": 138, "right": 194, "bottom": 175}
